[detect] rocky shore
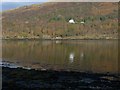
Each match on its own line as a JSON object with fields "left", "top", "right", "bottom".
{"left": 2, "top": 67, "right": 120, "bottom": 90}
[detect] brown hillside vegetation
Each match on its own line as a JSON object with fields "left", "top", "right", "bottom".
{"left": 2, "top": 2, "right": 118, "bottom": 39}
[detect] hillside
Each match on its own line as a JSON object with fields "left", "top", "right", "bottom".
{"left": 2, "top": 2, "right": 118, "bottom": 39}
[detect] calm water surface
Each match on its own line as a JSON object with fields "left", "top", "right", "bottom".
{"left": 2, "top": 40, "right": 118, "bottom": 74}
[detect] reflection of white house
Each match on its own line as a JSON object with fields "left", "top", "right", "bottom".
{"left": 80, "top": 52, "right": 84, "bottom": 60}
{"left": 80, "top": 52, "right": 84, "bottom": 58}
{"left": 56, "top": 40, "right": 61, "bottom": 44}
{"left": 69, "top": 53, "right": 75, "bottom": 63}
{"left": 69, "top": 19, "right": 75, "bottom": 24}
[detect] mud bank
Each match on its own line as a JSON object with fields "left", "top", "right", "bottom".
{"left": 2, "top": 67, "right": 120, "bottom": 90}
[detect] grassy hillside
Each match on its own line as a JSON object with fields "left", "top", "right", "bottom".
{"left": 2, "top": 2, "right": 118, "bottom": 39}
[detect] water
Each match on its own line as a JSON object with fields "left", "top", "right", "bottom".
{"left": 2, "top": 40, "right": 118, "bottom": 74}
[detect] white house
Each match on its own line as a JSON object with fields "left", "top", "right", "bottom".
{"left": 69, "top": 19, "right": 75, "bottom": 24}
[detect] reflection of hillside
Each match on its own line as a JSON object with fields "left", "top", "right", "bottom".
{"left": 2, "top": 40, "right": 118, "bottom": 74}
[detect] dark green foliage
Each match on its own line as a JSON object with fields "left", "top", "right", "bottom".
{"left": 49, "top": 16, "right": 62, "bottom": 22}
{"left": 100, "top": 16, "right": 106, "bottom": 21}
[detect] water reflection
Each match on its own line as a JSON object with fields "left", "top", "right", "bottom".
{"left": 80, "top": 52, "right": 84, "bottom": 60}
{"left": 69, "top": 53, "right": 75, "bottom": 63}
{"left": 2, "top": 40, "right": 118, "bottom": 74}
{"left": 55, "top": 40, "right": 62, "bottom": 44}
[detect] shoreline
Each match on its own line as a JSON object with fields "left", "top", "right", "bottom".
{"left": 2, "top": 38, "right": 118, "bottom": 41}
{"left": 2, "top": 67, "right": 120, "bottom": 90}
